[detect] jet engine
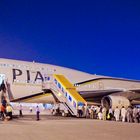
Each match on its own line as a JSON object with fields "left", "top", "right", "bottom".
{"left": 101, "top": 95, "right": 130, "bottom": 109}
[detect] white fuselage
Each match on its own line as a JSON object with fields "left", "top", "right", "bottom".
{"left": 0, "top": 58, "right": 95, "bottom": 103}
{"left": 1, "top": 58, "right": 140, "bottom": 104}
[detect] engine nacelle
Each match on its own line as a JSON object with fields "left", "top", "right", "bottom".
{"left": 101, "top": 95, "right": 130, "bottom": 109}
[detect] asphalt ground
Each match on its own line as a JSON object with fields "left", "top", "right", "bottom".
{"left": 0, "top": 115, "right": 140, "bottom": 140}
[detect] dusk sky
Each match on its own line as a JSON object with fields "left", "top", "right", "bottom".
{"left": 0, "top": 0, "right": 140, "bottom": 80}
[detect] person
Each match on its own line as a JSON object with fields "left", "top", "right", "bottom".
{"left": 114, "top": 106, "right": 120, "bottom": 121}
{"left": 138, "top": 108, "right": 140, "bottom": 123}
{"left": 95, "top": 106, "right": 100, "bottom": 119}
{"left": 6, "top": 104, "right": 13, "bottom": 120}
{"left": 0, "top": 104, "right": 6, "bottom": 121}
{"left": 121, "top": 106, "right": 126, "bottom": 122}
{"left": 85, "top": 106, "right": 90, "bottom": 119}
{"left": 89, "top": 106, "right": 94, "bottom": 119}
{"left": 0, "top": 81, "right": 7, "bottom": 106}
{"left": 102, "top": 106, "right": 107, "bottom": 121}
{"left": 83, "top": 105, "right": 87, "bottom": 118}
{"left": 36, "top": 105, "right": 40, "bottom": 121}
{"left": 56, "top": 104, "right": 60, "bottom": 115}
{"left": 108, "top": 107, "right": 113, "bottom": 120}
{"left": 54, "top": 104, "right": 60, "bottom": 115}
{"left": 29, "top": 106, "right": 33, "bottom": 113}
{"left": 51, "top": 105, "right": 55, "bottom": 115}
{"left": 19, "top": 104, "right": 23, "bottom": 117}
{"left": 98, "top": 108, "right": 103, "bottom": 120}
{"left": 133, "top": 106, "right": 139, "bottom": 123}
{"left": 126, "top": 106, "right": 133, "bottom": 123}
{"left": 77, "top": 104, "right": 83, "bottom": 118}
{"left": 63, "top": 106, "right": 68, "bottom": 117}
{"left": 2, "top": 98, "right": 7, "bottom": 108}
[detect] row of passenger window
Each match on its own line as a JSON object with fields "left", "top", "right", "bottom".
{"left": 0, "top": 63, "right": 29, "bottom": 68}
{"left": 54, "top": 79, "right": 77, "bottom": 108}
{"left": 74, "top": 84, "right": 95, "bottom": 88}
{"left": 0, "top": 63, "right": 56, "bottom": 72}
{"left": 13, "top": 79, "right": 43, "bottom": 84}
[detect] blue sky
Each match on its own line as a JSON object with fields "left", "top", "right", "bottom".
{"left": 0, "top": 0, "right": 140, "bottom": 80}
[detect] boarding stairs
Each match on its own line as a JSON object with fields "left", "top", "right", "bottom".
{"left": 42, "top": 74, "right": 87, "bottom": 116}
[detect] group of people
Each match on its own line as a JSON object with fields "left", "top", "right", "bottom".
{"left": 0, "top": 91, "right": 13, "bottom": 121}
{"left": 18, "top": 104, "right": 40, "bottom": 121}
{"left": 0, "top": 103, "right": 13, "bottom": 121}
{"left": 0, "top": 82, "right": 13, "bottom": 121}
{"left": 107, "top": 106, "right": 140, "bottom": 123}
{"left": 77, "top": 105, "right": 140, "bottom": 123}
{"left": 0, "top": 103, "right": 40, "bottom": 121}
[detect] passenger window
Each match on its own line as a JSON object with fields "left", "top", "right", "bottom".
{"left": 54, "top": 79, "right": 57, "bottom": 84}
{"left": 58, "top": 83, "right": 61, "bottom": 89}
{"left": 73, "top": 101, "right": 76, "bottom": 108}
{"left": 65, "top": 92, "right": 67, "bottom": 97}
{"left": 69, "top": 96, "right": 72, "bottom": 102}
{"left": 61, "top": 87, "right": 64, "bottom": 93}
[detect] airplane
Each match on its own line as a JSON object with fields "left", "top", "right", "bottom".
{"left": 0, "top": 58, "right": 140, "bottom": 110}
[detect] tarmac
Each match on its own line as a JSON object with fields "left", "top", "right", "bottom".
{"left": 0, "top": 115, "right": 140, "bottom": 140}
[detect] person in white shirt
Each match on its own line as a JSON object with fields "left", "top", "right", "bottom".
{"left": 121, "top": 106, "right": 126, "bottom": 122}
{"left": 114, "top": 106, "right": 120, "bottom": 121}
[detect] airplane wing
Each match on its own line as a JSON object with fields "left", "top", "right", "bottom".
{"left": 79, "top": 89, "right": 123, "bottom": 104}
{"left": 10, "top": 91, "right": 55, "bottom": 104}
{"left": 79, "top": 89, "right": 123, "bottom": 98}
{"left": 129, "top": 89, "right": 140, "bottom": 93}
{"left": 75, "top": 76, "right": 140, "bottom": 107}
{"left": 79, "top": 88, "right": 140, "bottom": 106}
